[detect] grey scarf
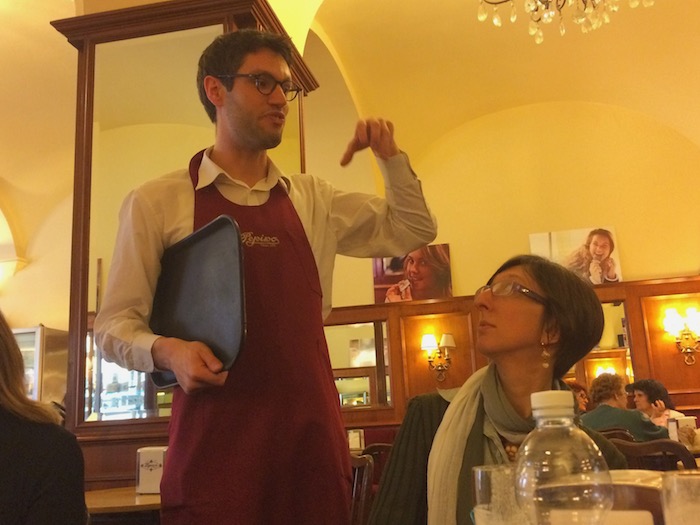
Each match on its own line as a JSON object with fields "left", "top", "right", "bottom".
{"left": 455, "top": 364, "right": 570, "bottom": 523}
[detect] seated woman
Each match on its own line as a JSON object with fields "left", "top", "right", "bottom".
{"left": 0, "top": 310, "right": 87, "bottom": 525}
{"left": 581, "top": 373, "right": 669, "bottom": 442}
{"left": 626, "top": 378, "right": 685, "bottom": 427}
{"left": 369, "top": 254, "right": 625, "bottom": 525}
{"left": 566, "top": 379, "right": 590, "bottom": 413}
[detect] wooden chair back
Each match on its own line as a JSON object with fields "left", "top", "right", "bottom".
{"left": 350, "top": 453, "right": 375, "bottom": 525}
{"left": 599, "top": 428, "right": 636, "bottom": 442}
{"left": 609, "top": 438, "right": 698, "bottom": 471}
{"left": 361, "top": 443, "right": 393, "bottom": 486}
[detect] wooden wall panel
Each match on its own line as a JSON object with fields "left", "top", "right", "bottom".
{"left": 640, "top": 293, "right": 700, "bottom": 412}
{"left": 75, "top": 276, "right": 700, "bottom": 488}
{"left": 400, "top": 310, "right": 474, "bottom": 399}
{"left": 81, "top": 436, "right": 168, "bottom": 490}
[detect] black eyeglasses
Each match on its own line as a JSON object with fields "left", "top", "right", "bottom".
{"left": 474, "top": 280, "right": 547, "bottom": 305}
{"left": 215, "top": 73, "right": 302, "bottom": 101}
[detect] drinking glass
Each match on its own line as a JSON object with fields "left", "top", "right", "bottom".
{"left": 662, "top": 470, "right": 700, "bottom": 525}
{"left": 472, "top": 464, "right": 526, "bottom": 525}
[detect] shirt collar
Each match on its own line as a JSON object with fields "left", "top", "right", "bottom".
{"left": 196, "top": 147, "right": 288, "bottom": 192}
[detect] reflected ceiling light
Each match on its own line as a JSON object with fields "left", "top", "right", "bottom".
{"left": 0, "top": 258, "right": 27, "bottom": 286}
{"left": 0, "top": 209, "right": 26, "bottom": 288}
{"left": 663, "top": 307, "right": 700, "bottom": 366}
{"left": 477, "top": 0, "right": 655, "bottom": 44}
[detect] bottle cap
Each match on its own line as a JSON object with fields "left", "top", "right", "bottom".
{"left": 531, "top": 390, "right": 575, "bottom": 418}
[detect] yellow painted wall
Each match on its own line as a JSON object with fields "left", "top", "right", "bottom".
{"left": 1, "top": 2, "right": 699, "bottom": 332}
{"left": 413, "top": 102, "right": 700, "bottom": 295}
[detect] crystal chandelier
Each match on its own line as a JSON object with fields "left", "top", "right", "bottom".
{"left": 477, "top": 0, "right": 655, "bottom": 44}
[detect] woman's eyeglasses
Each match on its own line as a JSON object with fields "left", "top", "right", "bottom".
{"left": 474, "top": 280, "right": 547, "bottom": 305}
{"left": 215, "top": 72, "right": 302, "bottom": 101}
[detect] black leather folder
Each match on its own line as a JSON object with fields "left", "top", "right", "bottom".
{"left": 149, "top": 215, "right": 245, "bottom": 388}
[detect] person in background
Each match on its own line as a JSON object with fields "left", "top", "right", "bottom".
{"left": 565, "top": 228, "right": 619, "bottom": 284}
{"left": 369, "top": 255, "right": 625, "bottom": 525}
{"left": 581, "top": 373, "right": 669, "bottom": 442}
{"left": 385, "top": 244, "right": 452, "bottom": 302}
{"left": 0, "top": 310, "right": 86, "bottom": 525}
{"left": 566, "top": 379, "right": 590, "bottom": 412}
{"left": 94, "top": 29, "right": 436, "bottom": 525}
{"left": 626, "top": 378, "right": 685, "bottom": 427}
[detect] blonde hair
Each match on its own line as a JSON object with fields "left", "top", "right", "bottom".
{"left": 403, "top": 244, "right": 453, "bottom": 297}
{"left": 0, "top": 310, "right": 61, "bottom": 425}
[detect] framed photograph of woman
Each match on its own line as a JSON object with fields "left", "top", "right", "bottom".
{"left": 529, "top": 227, "right": 622, "bottom": 284}
{"left": 372, "top": 243, "right": 453, "bottom": 303}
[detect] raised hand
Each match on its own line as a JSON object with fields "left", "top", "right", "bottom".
{"left": 385, "top": 280, "right": 413, "bottom": 302}
{"left": 340, "top": 118, "right": 400, "bottom": 166}
{"left": 588, "top": 260, "right": 603, "bottom": 284}
{"left": 602, "top": 257, "right": 617, "bottom": 280}
{"left": 650, "top": 399, "right": 667, "bottom": 419}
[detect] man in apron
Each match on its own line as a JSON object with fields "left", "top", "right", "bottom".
{"left": 95, "top": 29, "right": 436, "bottom": 524}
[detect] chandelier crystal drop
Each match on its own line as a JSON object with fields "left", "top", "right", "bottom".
{"left": 477, "top": 0, "right": 654, "bottom": 43}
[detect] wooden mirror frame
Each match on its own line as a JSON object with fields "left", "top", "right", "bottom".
{"left": 51, "top": 0, "right": 318, "bottom": 444}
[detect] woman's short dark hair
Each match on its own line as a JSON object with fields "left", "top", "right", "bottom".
{"left": 589, "top": 373, "right": 624, "bottom": 405}
{"left": 488, "top": 254, "right": 604, "bottom": 379}
{"left": 625, "top": 379, "right": 676, "bottom": 409}
{"left": 196, "top": 29, "right": 294, "bottom": 123}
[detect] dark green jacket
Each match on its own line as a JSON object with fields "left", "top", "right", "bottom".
{"left": 581, "top": 403, "right": 669, "bottom": 442}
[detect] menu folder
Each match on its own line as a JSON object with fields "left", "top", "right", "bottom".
{"left": 149, "top": 215, "right": 245, "bottom": 388}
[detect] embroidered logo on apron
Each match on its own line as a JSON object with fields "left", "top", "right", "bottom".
{"left": 240, "top": 231, "right": 280, "bottom": 248}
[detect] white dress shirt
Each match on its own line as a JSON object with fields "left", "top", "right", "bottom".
{"left": 94, "top": 148, "right": 437, "bottom": 372}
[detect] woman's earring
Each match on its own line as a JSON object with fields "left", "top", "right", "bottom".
{"left": 541, "top": 343, "right": 551, "bottom": 369}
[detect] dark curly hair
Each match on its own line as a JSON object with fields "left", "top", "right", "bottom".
{"left": 196, "top": 29, "right": 293, "bottom": 123}
{"left": 625, "top": 379, "right": 676, "bottom": 409}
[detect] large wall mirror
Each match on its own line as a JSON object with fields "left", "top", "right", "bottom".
{"left": 52, "top": 0, "right": 317, "bottom": 434}
{"left": 326, "top": 321, "right": 391, "bottom": 409}
{"left": 572, "top": 301, "right": 635, "bottom": 389}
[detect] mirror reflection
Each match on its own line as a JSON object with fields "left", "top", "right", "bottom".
{"left": 85, "top": 26, "right": 221, "bottom": 422}
{"left": 325, "top": 321, "right": 392, "bottom": 408}
{"left": 566, "top": 301, "right": 634, "bottom": 392}
{"left": 85, "top": 24, "right": 302, "bottom": 423}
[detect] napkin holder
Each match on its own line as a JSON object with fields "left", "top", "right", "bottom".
{"left": 136, "top": 446, "right": 168, "bottom": 494}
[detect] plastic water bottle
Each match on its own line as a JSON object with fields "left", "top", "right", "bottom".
{"left": 514, "top": 390, "right": 613, "bottom": 525}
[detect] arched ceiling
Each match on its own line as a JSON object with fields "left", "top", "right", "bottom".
{"left": 4, "top": 0, "right": 700, "bottom": 188}
{"left": 311, "top": 0, "right": 700, "bottom": 159}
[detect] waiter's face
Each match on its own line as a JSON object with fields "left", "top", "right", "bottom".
{"left": 220, "top": 49, "right": 291, "bottom": 151}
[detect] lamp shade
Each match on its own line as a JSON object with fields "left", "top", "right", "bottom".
{"left": 686, "top": 308, "right": 700, "bottom": 334}
{"left": 663, "top": 308, "right": 684, "bottom": 336}
{"left": 439, "top": 333, "right": 456, "bottom": 349}
{"left": 421, "top": 334, "right": 438, "bottom": 351}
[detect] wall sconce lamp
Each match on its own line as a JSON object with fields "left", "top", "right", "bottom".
{"left": 663, "top": 307, "right": 700, "bottom": 366}
{"left": 421, "top": 333, "right": 455, "bottom": 381}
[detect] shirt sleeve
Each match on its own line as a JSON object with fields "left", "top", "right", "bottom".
{"left": 94, "top": 174, "right": 193, "bottom": 372}
{"left": 329, "top": 152, "right": 438, "bottom": 257}
{"left": 638, "top": 413, "right": 670, "bottom": 441}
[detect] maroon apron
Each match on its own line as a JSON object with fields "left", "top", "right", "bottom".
{"left": 160, "top": 151, "right": 352, "bottom": 524}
